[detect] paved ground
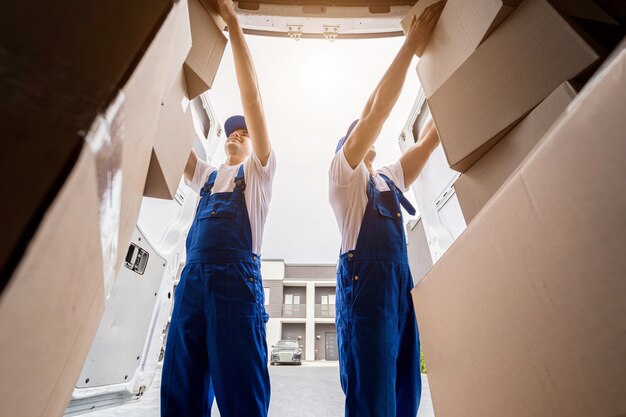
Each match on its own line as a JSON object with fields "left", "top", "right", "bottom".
{"left": 82, "top": 362, "right": 434, "bottom": 417}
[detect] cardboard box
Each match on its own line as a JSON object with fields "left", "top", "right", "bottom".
{"left": 144, "top": 69, "right": 197, "bottom": 199}
{"left": 428, "top": 0, "right": 600, "bottom": 172}
{"left": 0, "top": 0, "right": 173, "bottom": 295}
{"left": 406, "top": 219, "right": 434, "bottom": 284}
{"left": 114, "top": 0, "right": 193, "bottom": 274}
{"left": 0, "top": 2, "right": 192, "bottom": 414}
{"left": 454, "top": 82, "right": 577, "bottom": 223}
{"left": 0, "top": 146, "right": 105, "bottom": 417}
{"left": 184, "top": 0, "right": 228, "bottom": 99}
{"left": 413, "top": 0, "right": 618, "bottom": 98}
{"left": 162, "top": 0, "right": 193, "bottom": 99}
{"left": 412, "top": 48, "right": 626, "bottom": 417}
{"left": 413, "top": 0, "right": 520, "bottom": 98}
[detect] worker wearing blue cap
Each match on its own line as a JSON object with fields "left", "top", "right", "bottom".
{"left": 328, "top": 2, "right": 445, "bottom": 416}
{"left": 160, "top": 1, "right": 275, "bottom": 416}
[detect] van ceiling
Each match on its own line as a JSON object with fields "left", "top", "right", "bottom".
{"left": 234, "top": 0, "right": 418, "bottom": 39}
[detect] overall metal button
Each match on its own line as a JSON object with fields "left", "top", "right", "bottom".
{"left": 396, "top": 212, "right": 401, "bottom": 217}
{"left": 354, "top": 275, "right": 359, "bottom": 281}
{"left": 249, "top": 277, "right": 254, "bottom": 282}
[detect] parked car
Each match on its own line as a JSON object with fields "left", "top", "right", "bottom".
{"left": 270, "top": 340, "right": 302, "bottom": 365}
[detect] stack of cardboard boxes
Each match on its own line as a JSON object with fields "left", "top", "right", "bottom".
{"left": 145, "top": 0, "right": 228, "bottom": 200}
{"left": 0, "top": 1, "right": 226, "bottom": 416}
{"left": 403, "top": 0, "right": 625, "bottom": 416}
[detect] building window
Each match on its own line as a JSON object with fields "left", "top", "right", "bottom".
{"left": 264, "top": 287, "right": 270, "bottom": 305}
{"left": 317, "top": 294, "right": 336, "bottom": 318}
{"left": 320, "top": 294, "right": 335, "bottom": 305}
{"left": 283, "top": 293, "right": 305, "bottom": 317}
{"left": 284, "top": 294, "right": 301, "bottom": 304}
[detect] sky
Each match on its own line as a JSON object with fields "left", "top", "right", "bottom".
{"left": 201, "top": 34, "right": 421, "bottom": 264}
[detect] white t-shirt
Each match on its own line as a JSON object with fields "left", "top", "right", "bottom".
{"left": 328, "top": 148, "right": 408, "bottom": 254}
{"left": 187, "top": 150, "right": 276, "bottom": 255}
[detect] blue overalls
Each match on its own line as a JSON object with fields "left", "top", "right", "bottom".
{"left": 161, "top": 166, "right": 271, "bottom": 417}
{"left": 336, "top": 174, "right": 421, "bottom": 417}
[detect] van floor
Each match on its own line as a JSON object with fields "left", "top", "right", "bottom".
{"left": 80, "top": 362, "right": 435, "bottom": 417}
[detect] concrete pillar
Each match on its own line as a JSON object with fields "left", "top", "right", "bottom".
{"left": 305, "top": 282, "right": 316, "bottom": 361}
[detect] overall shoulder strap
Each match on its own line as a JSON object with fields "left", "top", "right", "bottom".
{"left": 200, "top": 170, "right": 218, "bottom": 196}
{"left": 366, "top": 174, "right": 377, "bottom": 198}
{"left": 379, "top": 174, "right": 416, "bottom": 216}
{"left": 234, "top": 164, "right": 246, "bottom": 191}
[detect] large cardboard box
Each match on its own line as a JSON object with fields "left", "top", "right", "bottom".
{"left": 411, "top": 0, "right": 520, "bottom": 98}
{"left": 454, "top": 82, "right": 577, "bottom": 223}
{"left": 412, "top": 48, "right": 626, "bottom": 417}
{"left": 144, "top": 69, "right": 197, "bottom": 199}
{"left": 428, "top": 0, "right": 600, "bottom": 172}
{"left": 184, "top": 0, "right": 228, "bottom": 99}
{"left": 0, "top": 147, "right": 105, "bottom": 417}
{"left": 0, "top": 0, "right": 173, "bottom": 295}
{"left": 413, "top": 0, "right": 618, "bottom": 98}
{"left": 0, "top": 2, "right": 193, "bottom": 414}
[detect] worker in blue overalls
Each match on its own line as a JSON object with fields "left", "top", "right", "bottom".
{"left": 328, "top": 2, "right": 444, "bottom": 416}
{"left": 160, "top": 1, "right": 275, "bottom": 416}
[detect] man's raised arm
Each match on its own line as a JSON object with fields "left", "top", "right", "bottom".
{"left": 400, "top": 118, "right": 440, "bottom": 187}
{"left": 215, "top": 0, "right": 271, "bottom": 166}
{"left": 342, "top": 0, "right": 444, "bottom": 169}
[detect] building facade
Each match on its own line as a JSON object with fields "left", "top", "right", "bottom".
{"left": 261, "top": 261, "right": 338, "bottom": 362}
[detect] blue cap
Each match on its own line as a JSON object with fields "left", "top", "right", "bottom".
{"left": 335, "top": 119, "right": 359, "bottom": 153}
{"left": 224, "top": 115, "right": 247, "bottom": 138}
